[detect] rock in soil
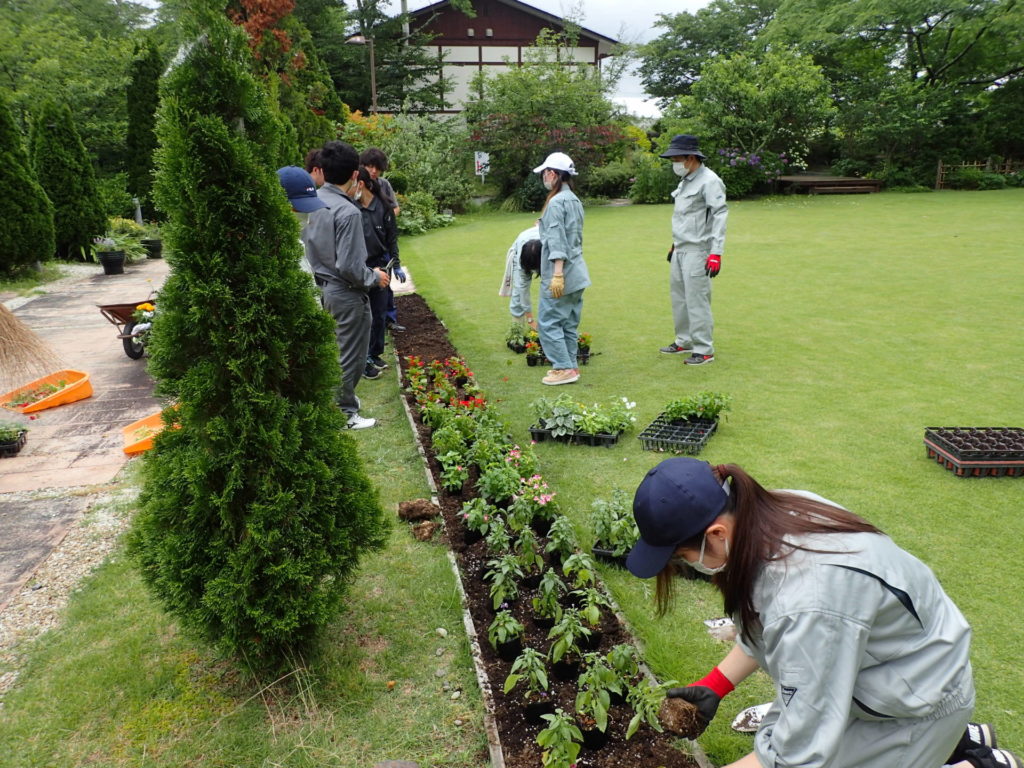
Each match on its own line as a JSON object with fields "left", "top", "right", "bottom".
{"left": 411, "top": 520, "right": 439, "bottom": 541}
{"left": 398, "top": 498, "right": 439, "bottom": 521}
{"left": 659, "top": 697, "right": 705, "bottom": 739}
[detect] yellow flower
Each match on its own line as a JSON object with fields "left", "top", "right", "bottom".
{"left": 136, "top": 302, "right": 155, "bottom": 311}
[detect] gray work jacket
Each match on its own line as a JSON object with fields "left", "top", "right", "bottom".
{"left": 539, "top": 187, "right": 590, "bottom": 295}
{"left": 736, "top": 511, "right": 973, "bottom": 768}
{"left": 304, "top": 183, "right": 378, "bottom": 291}
{"left": 671, "top": 164, "right": 728, "bottom": 255}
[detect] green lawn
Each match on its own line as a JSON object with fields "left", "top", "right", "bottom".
{"left": 400, "top": 189, "right": 1024, "bottom": 764}
{"left": 1, "top": 189, "right": 1021, "bottom": 767}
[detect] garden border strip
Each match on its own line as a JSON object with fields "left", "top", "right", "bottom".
{"left": 398, "top": 372, "right": 507, "bottom": 768}
{"left": 391, "top": 329, "right": 715, "bottom": 768}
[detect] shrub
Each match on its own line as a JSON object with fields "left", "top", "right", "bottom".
{"left": 946, "top": 166, "right": 984, "bottom": 189}
{"left": 127, "top": 10, "right": 387, "bottom": 671}
{"left": 30, "top": 100, "right": 105, "bottom": 260}
{"left": 500, "top": 172, "right": 548, "bottom": 213}
{"left": 0, "top": 93, "right": 54, "bottom": 275}
{"left": 580, "top": 160, "right": 634, "bottom": 198}
{"left": 396, "top": 189, "right": 454, "bottom": 235}
{"left": 96, "top": 173, "right": 136, "bottom": 219}
{"left": 706, "top": 148, "right": 787, "bottom": 198}
{"left": 979, "top": 172, "right": 1008, "bottom": 190}
{"left": 628, "top": 154, "right": 677, "bottom": 204}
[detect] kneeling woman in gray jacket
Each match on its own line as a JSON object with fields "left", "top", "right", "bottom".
{"left": 625, "top": 457, "right": 1017, "bottom": 768}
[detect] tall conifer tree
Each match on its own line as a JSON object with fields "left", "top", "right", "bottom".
{"left": 0, "top": 93, "right": 55, "bottom": 274}
{"left": 127, "top": 0, "right": 387, "bottom": 669}
{"left": 126, "top": 37, "right": 163, "bottom": 217}
{"left": 30, "top": 101, "right": 105, "bottom": 260}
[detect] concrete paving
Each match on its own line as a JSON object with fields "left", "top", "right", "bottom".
{"left": 0, "top": 257, "right": 169, "bottom": 608}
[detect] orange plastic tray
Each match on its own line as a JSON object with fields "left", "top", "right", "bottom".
{"left": 0, "top": 369, "right": 93, "bottom": 414}
{"left": 122, "top": 408, "right": 178, "bottom": 454}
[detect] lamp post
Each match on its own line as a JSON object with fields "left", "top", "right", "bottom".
{"left": 345, "top": 33, "right": 377, "bottom": 114}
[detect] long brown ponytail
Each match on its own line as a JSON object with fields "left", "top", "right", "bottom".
{"left": 655, "top": 464, "right": 882, "bottom": 646}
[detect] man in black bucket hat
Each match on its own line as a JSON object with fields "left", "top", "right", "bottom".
{"left": 658, "top": 134, "right": 728, "bottom": 366}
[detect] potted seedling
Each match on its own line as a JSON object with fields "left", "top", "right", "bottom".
{"left": 438, "top": 451, "right": 470, "bottom": 493}
{"left": 513, "top": 527, "right": 545, "bottom": 589}
{"left": 590, "top": 488, "right": 640, "bottom": 567}
{"left": 574, "top": 652, "right": 620, "bottom": 747}
{"left": 488, "top": 609, "right": 525, "bottom": 662}
{"left": 531, "top": 568, "right": 566, "bottom": 629}
{"left": 544, "top": 516, "right": 579, "bottom": 567}
{"left": 476, "top": 462, "right": 522, "bottom": 507}
{"left": 485, "top": 553, "right": 524, "bottom": 610}
{"left": 605, "top": 644, "right": 641, "bottom": 705}
{"left": 504, "top": 646, "right": 552, "bottom": 725}
{"left": 461, "top": 497, "right": 498, "bottom": 545}
{"left": 639, "top": 390, "right": 732, "bottom": 455}
{"left": 506, "top": 322, "right": 528, "bottom": 353}
{"left": 485, "top": 524, "right": 512, "bottom": 556}
{"left": 576, "top": 331, "right": 592, "bottom": 365}
{"left": 548, "top": 607, "right": 592, "bottom": 680}
{"left": 537, "top": 708, "right": 583, "bottom": 768}
{"left": 569, "top": 586, "right": 612, "bottom": 638}
{"left": 626, "top": 677, "right": 676, "bottom": 739}
{"left": 0, "top": 423, "right": 28, "bottom": 458}
{"left": 562, "top": 551, "right": 598, "bottom": 591}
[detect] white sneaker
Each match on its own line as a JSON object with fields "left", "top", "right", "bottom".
{"left": 346, "top": 414, "right": 376, "bottom": 430}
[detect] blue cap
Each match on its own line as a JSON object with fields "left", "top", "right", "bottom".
{"left": 276, "top": 166, "right": 327, "bottom": 213}
{"left": 626, "top": 458, "right": 728, "bottom": 579}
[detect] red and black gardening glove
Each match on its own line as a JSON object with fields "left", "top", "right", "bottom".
{"left": 666, "top": 666, "right": 735, "bottom": 734}
{"left": 705, "top": 253, "right": 722, "bottom": 277}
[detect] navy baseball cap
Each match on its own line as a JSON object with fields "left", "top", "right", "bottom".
{"left": 276, "top": 166, "right": 327, "bottom": 213}
{"left": 626, "top": 458, "right": 729, "bottom": 578}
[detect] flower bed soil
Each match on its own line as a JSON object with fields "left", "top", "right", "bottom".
{"left": 392, "top": 293, "right": 699, "bottom": 768}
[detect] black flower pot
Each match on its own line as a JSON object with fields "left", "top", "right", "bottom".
{"left": 532, "top": 613, "right": 556, "bottom": 630}
{"left": 592, "top": 547, "right": 627, "bottom": 569}
{"left": 0, "top": 430, "right": 27, "bottom": 458}
{"left": 495, "top": 637, "right": 523, "bottom": 662}
{"left": 551, "top": 658, "right": 581, "bottom": 682}
{"left": 97, "top": 250, "right": 125, "bottom": 275}
{"left": 524, "top": 698, "right": 555, "bottom": 726}
{"left": 141, "top": 238, "right": 163, "bottom": 259}
{"left": 580, "top": 724, "right": 609, "bottom": 751}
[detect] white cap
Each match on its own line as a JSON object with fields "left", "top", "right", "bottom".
{"left": 533, "top": 152, "right": 578, "bottom": 176}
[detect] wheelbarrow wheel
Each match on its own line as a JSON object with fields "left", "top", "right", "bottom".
{"left": 122, "top": 320, "right": 146, "bottom": 359}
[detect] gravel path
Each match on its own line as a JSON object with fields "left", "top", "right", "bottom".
{"left": 0, "top": 482, "right": 136, "bottom": 703}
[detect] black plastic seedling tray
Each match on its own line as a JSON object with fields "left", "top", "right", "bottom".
{"left": 638, "top": 415, "right": 718, "bottom": 455}
{"left": 923, "top": 427, "right": 1024, "bottom": 477}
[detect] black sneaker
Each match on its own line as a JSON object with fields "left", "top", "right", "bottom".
{"left": 387, "top": 322, "right": 406, "bottom": 332}
{"left": 659, "top": 343, "right": 690, "bottom": 354}
{"left": 363, "top": 363, "right": 381, "bottom": 380}
{"left": 369, "top": 355, "right": 388, "bottom": 370}
{"left": 952, "top": 724, "right": 999, "bottom": 764}
{"left": 965, "top": 747, "right": 1022, "bottom": 768}
{"left": 684, "top": 353, "right": 715, "bottom": 365}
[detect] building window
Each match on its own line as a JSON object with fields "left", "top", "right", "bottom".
{"left": 467, "top": 27, "right": 475, "bottom": 37}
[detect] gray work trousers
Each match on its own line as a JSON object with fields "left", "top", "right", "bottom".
{"left": 669, "top": 247, "right": 714, "bottom": 355}
{"left": 322, "top": 284, "right": 371, "bottom": 416}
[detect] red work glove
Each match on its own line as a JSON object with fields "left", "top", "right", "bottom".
{"left": 705, "top": 253, "right": 722, "bottom": 278}
{"left": 665, "top": 666, "right": 735, "bottom": 729}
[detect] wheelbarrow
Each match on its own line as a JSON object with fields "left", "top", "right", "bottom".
{"left": 97, "top": 299, "right": 155, "bottom": 359}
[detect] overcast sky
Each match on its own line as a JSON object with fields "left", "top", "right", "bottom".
{"left": 383, "top": 0, "right": 714, "bottom": 116}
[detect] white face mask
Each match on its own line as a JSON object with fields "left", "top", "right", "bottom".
{"left": 673, "top": 162, "right": 688, "bottom": 177}
{"left": 684, "top": 534, "right": 729, "bottom": 576}
{"left": 542, "top": 171, "right": 555, "bottom": 191}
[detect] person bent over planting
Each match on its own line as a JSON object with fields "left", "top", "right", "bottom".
{"left": 625, "top": 457, "right": 1020, "bottom": 768}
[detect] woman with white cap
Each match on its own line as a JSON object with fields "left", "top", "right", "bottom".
{"left": 625, "top": 458, "right": 1016, "bottom": 768}
{"left": 532, "top": 151, "right": 590, "bottom": 386}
